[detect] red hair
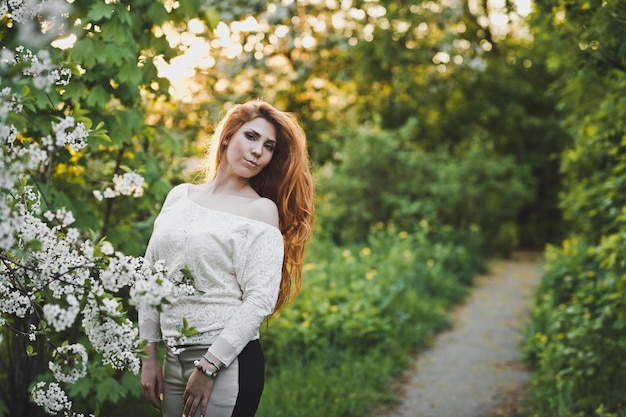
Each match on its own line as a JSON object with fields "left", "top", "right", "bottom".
{"left": 204, "top": 99, "right": 315, "bottom": 313}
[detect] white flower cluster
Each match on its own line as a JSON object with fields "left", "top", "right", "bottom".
{"left": 49, "top": 343, "right": 88, "bottom": 384}
{"left": 11, "top": 204, "right": 92, "bottom": 300}
{"left": 166, "top": 337, "right": 186, "bottom": 355}
{"left": 93, "top": 171, "right": 146, "bottom": 201}
{"left": 100, "top": 250, "right": 148, "bottom": 292}
{"left": 81, "top": 297, "right": 141, "bottom": 374}
{"left": 0, "top": 0, "right": 44, "bottom": 24}
{"left": 31, "top": 382, "right": 72, "bottom": 414}
{"left": 0, "top": 86, "right": 23, "bottom": 122}
{"left": 31, "top": 380, "right": 95, "bottom": 416}
{"left": 0, "top": 186, "right": 38, "bottom": 250}
{"left": 172, "top": 281, "right": 196, "bottom": 297}
{"left": 129, "top": 260, "right": 174, "bottom": 310}
{"left": 0, "top": 279, "right": 32, "bottom": 319}
{"left": 43, "top": 295, "right": 80, "bottom": 332}
{"left": 40, "top": 115, "right": 89, "bottom": 152}
{"left": 112, "top": 171, "right": 145, "bottom": 197}
{"left": 43, "top": 207, "right": 76, "bottom": 227}
{"left": 13, "top": 46, "right": 72, "bottom": 90}
{"left": 0, "top": 195, "right": 15, "bottom": 250}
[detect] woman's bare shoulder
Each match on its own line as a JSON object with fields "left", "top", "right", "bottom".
{"left": 248, "top": 197, "right": 279, "bottom": 228}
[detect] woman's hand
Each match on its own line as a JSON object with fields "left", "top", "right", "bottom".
{"left": 141, "top": 357, "right": 164, "bottom": 410}
{"left": 183, "top": 369, "right": 214, "bottom": 417}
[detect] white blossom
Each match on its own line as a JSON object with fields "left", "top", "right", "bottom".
{"left": 94, "top": 171, "right": 146, "bottom": 201}
{"left": 92, "top": 190, "right": 104, "bottom": 201}
{"left": 100, "top": 252, "right": 144, "bottom": 292}
{"left": 103, "top": 187, "right": 116, "bottom": 199}
{"left": 51, "top": 116, "right": 89, "bottom": 151}
{"left": 129, "top": 260, "right": 174, "bottom": 312}
{"left": 66, "top": 228, "right": 80, "bottom": 242}
{"left": 12, "top": 45, "right": 73, "bottom": 91}
{"left": 31, "top": 382, "right": 72, "bottom": 414}
{"left": 112, "top": 171, "right": 145, "bottom": 197}
{"left": 166, "top": 338, "right": 185, "bottom": 355}
{"left": 43, "top": 295, "right": 80, "bottom": 332}
{"left": 100, "top": 241, "right": 114, "bottom": 256}
{"left": 0, "top": 280, "right": 33, "bottom": 317}
{"left": 81, "top": 297, "right": 141, "bottom": 374}
{"left": 2, "top": 0, "right": 43, "bottom": 24}
{"left": 49, "top": 343, "right": 88, "bottom": 384}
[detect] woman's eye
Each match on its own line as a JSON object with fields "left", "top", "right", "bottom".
{"left": 264, "top": 144, "right": 274, "bottom": 151}
{"left": 245, "top": 133, "right": 255, "bottom": 140}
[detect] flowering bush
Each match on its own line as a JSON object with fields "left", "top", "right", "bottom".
{"left": 0, "top": 71, "right": 172, "bottom": 417}
{"left": 0, "top": 2, "right": 178, "bottom": 416}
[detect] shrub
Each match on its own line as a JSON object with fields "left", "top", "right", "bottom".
{"left": 316, "top": 120, "right": 533, "bottom": 256}
{"left": 524, "top": 238, "right": 626, "bottom": 417}
{"left": 258, "top": 223, "right": 486, "bottom": 417}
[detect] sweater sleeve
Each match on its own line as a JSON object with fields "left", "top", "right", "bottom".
{"left": 209, "top": 226, "right": 284, "bottom": 366}
{"left": 138, "top": 239, "right": 161, "bottom": 343}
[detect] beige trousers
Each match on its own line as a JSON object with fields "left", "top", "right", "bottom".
{"left": 162, "top": 346, "right": 239, "bottom": 417}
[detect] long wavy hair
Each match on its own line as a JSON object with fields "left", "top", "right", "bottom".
{"left": 204, "top": 99, "right": 315, "bottom": 314}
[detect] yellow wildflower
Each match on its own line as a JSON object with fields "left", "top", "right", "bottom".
{"left": 365, "top": 269, "right": 377, "bottom": 280}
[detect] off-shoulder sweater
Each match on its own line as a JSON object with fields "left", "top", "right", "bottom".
{"left": 138, "top": 183, "right": 284, "bottom": 366}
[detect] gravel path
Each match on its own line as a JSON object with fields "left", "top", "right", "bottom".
{"left": 378, "top": 252, "right": 543, "bottom": 417}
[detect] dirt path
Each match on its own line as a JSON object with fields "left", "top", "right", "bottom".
{"left": 378, "top": 252, "right": 543, "bottom": 417}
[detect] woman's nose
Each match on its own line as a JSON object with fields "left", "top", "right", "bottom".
{"left": 251, "top": 143, "right": 262, "bottom": 156}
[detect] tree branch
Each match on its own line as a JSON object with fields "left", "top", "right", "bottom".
{"left": 102, "top": 142, "right": 128, "bottom": 236}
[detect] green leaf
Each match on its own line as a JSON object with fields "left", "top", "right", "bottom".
{"left": 96, "top": 377, "right": 125, "bottom": 403}
{"left": 86, "top": 85, "right": 109, "bottom": 107}
{"left": 68, "top": 376, "right": 94, "bottom": 397}
{"left": 118, "top": 108, "right": 144, "bottom": 135}
{"left": 115, "top": 7, "right": 133, "bottom": 26}
{"left": 179, "top": 266, "right": 194, "bottom": 281}
{"left": 101, "top": 20, "right": 135, "bottom": 46}
{"left": 147, "top": 2, "right": 170, "bottom": 25}
{"left": 86, "top": 2, "right": 114, "bottom": 21}
{"left": 176, "top": 317, "right": 200, "bottom": 337}
{"left": 27, "top": 239, "right": 42, "bottom": 252}
{"left": 70, "top": 37, "right": 97, "bottom": 67}
{"left": 62, "top": 80, "right": 86, "bottom": 102}
{"left": 201, "top": 6, "right": 220, "bottom": 30}
{"left": 118, "top": 59, "right": 142, "bottom": 84}
{"left": 26, "top": 345, "right": 37, "bottom": 357}
{"left": 140, "top": 58, "right": 159, "bottom": 85}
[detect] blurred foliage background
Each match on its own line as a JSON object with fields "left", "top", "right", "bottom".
{"left": 1, "top": 0, "right": 624, "bottom": 416}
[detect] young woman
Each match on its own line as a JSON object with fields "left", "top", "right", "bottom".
{"left": 139, "top": 99, "right": 315, "bottom": 417}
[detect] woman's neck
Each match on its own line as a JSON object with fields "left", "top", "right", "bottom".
{"left": 205, "top": 175, "right": 257, "bottom": 198}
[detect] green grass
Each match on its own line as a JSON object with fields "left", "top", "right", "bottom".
{"left": 257, "top": 224, "right": 486, "bottom": 417}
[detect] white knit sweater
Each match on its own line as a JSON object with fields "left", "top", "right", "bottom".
{"left": 138, "top": 183, "right": 284, "bottom": 366}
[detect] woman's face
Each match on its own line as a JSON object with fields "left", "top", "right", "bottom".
{"left": 223, "top": 117, "right": 277, "bottom": 179}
